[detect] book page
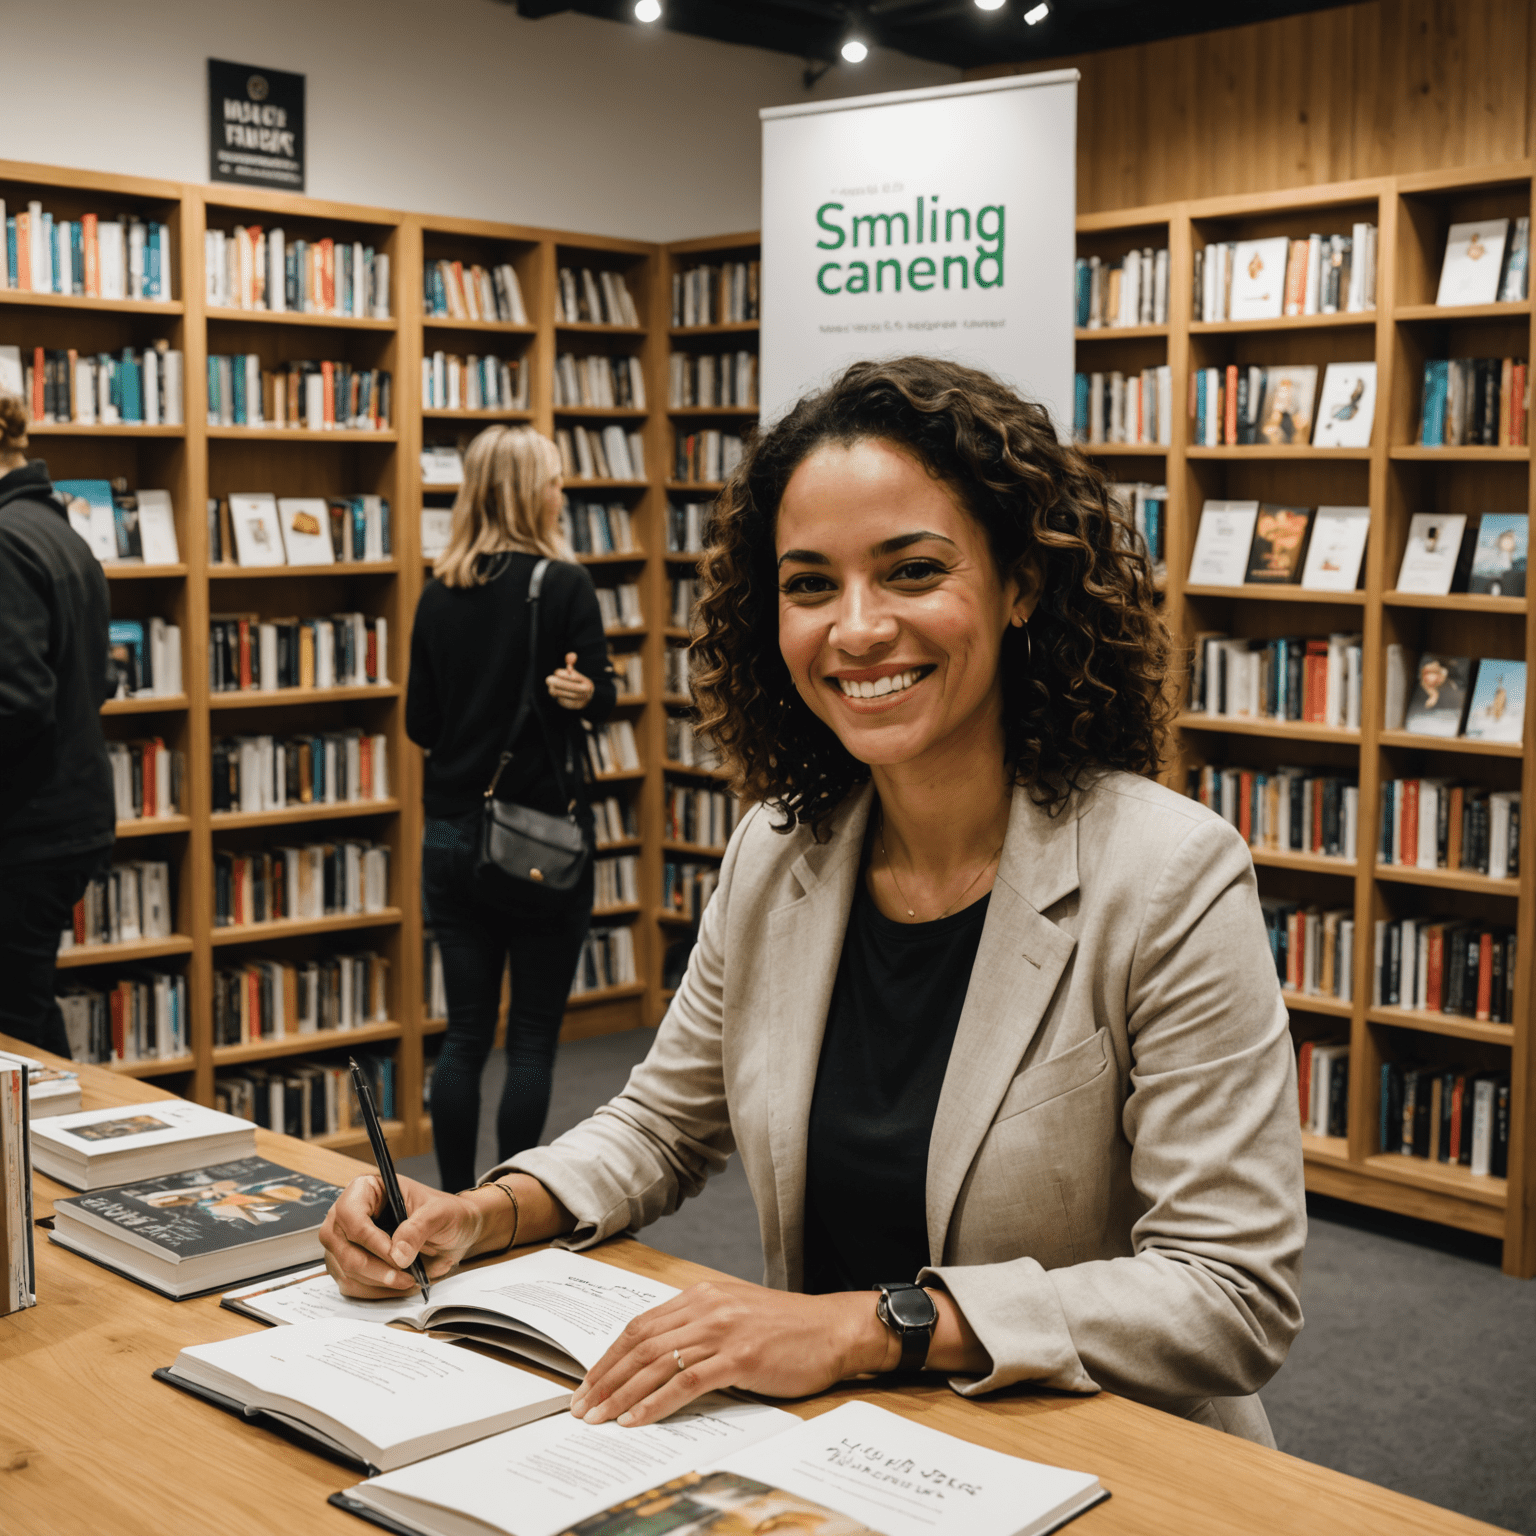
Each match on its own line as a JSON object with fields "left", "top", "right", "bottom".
{"left": 225, "top": 1265, "right": 433, "bottom": 1326}
{"left": 357, "top": 1393, "right": 794, "bottom": 1536}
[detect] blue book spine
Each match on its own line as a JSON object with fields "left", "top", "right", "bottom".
{"left": 206, "top": 356, "right": 220, "bottom": 424}
{"left": 1196, "top": 369, "right": 1208, "bottom": 446}
{"left": 1421, "top": 360, "right": 1449, "bottom": 446}
{"left": 119, "top": 348, "right": 142, "bottom": 423}
{"left": 379, "top": 498, "right": 392, "bottom": 556}
{"left": 1380, "top": 1063, "right": 1393, "bottom": 1152}
{"left": 352, "top": 498, "right": 366, "bottom": 560}
{"left": 4, "top": 218, "right": 14, "bottom": 289}
{"left": 1073, "top": 372, "right": 1089, "bottom": 438}
{"left": 1074, "top": 258, "right": 1089, "bottom": 327}
{"left": 71, "top": 222, "right": 84, "bottom": 294}
{"left": 146, "top": 224, "right": 161, "bottom": 299}
{"left": 431, "top": 265, "right": 448, "bottom": 316}
{"left": 231, "top": 353, "right": 246, "bottom": 426}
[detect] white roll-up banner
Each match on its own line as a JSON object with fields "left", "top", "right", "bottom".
{"left": 760, "top": 70, "right": 1077, "bottom": 432}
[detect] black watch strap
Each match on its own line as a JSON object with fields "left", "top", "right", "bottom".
{"left": 875, "top": 1281, "right": 938, "bottom": 1373}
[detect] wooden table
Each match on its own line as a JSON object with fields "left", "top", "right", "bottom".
{"left": 0, "top": 1040, "right": 1509, "bottom": 1536}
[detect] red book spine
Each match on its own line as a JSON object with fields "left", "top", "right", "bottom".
{"left": 1239, "top": 770, "right": 1254, "bottom": 843}
{"left": 31, "top": 345, "right": 46, "bottom": 421}
{"left": 142, "top": 737, "right": 156, "bottom": 818}
{"left": 1224, "top": 363, "right": 1239, "bottom": 445}
{"left": 238, "top": 619, "right": 252, "bottom": 691}
{"left": 1403, "top": 780, "right": 1420, "bottom": 869}
{"left": 110, "top": 984, "right": 126, "bottom": 1062}
{"left": 72, "top": 897, "right": 86, "bottom": 945}
{"left": 1427, "top": 927, "right": 1444, "bottom": 1013}
{"left": 1448, "top": 1076, "right": 1465, "bottom": 1163}
{"left": 1476, "top": 931, "right": 1494, "bottom": 1020}
{"left": 1297, "top": 1040, "right": 1314, "bottom": 1124}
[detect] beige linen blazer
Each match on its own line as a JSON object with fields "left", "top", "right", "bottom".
{"left": 499, "top": 770, "right": 1306, "bottom": 1446}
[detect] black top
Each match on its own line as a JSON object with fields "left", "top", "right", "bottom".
{"left": 0, "top": 460, "right": 116, "bottom": 867}
{"left": 406, "top": 553, "right": 616, "bottom": 821}
{"left": 802, "top": 880, "right": 990, "bottom": 1295}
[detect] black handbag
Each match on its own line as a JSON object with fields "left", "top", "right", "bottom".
{"left": 475, "top": 558, "right": 593, "bottom": 905}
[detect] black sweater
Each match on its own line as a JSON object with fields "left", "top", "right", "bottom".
{"left": 407, "top": 553, "right": 617, "bottom": 820}
{"left": 0, "top": 461, "right": 116, "bottom": 866}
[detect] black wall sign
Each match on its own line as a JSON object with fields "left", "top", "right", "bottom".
{"left": 208, "top": 59, "right": 306, "bottom": 192}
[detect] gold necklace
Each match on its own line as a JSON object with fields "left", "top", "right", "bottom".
{"left": 877, "top": 809, "right": 1005, "bottom": 922}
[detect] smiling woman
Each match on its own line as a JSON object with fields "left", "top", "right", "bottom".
{"left": 319, "top": 356, "right": 1305, "bottom": 1458}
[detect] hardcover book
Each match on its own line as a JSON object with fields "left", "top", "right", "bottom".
{"left": 1395, "top": 513, "right": 1468, "bottom": 595}
{"left": 1402, "top": 654, "right": 1473, "bottom": 738}
{"left": 53, "top": 478, "right": 119, "bottom": 563}
{"left": 1255, "top": 365, "right": 1318, "bottom": 445}
{"left": 1227, "top": 237, "right": 1291, "bottom": 321}
{"left": 1245, "top": 503, "right": 1314, "bottom": 584}
{"left": 30, "top": 1099, "right": 256, "bottom": 1190}
{"left": 1300, "top": 505, "right": 1370, "bottom": 590}
{"left": 134, "top": 489, "right": 180, "bottom": 565}
{"left": 1187, "top": 500, "right": 1259, "bottom": 587}
{"left": 1310, "top": 361, "right": 1377, "bottom": 448}
{"left": 227, "top": 492, "right": 286, "bottom": 568}
{"left": 1463, "top": 659, "right": 1526, "bottom": 744}
{"left": 1436, "top": 218, "right": 1509, "bottom": 306}
{"left": 1465, "top": 512, "right": 1527, "bottom": 597}
{"left": 276, "top": 496, "right": 336, "bottom": 567}
{"left": 50, "top": 1155, "right": 340, "bottom": 1297}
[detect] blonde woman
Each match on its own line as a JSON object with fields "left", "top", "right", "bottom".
{"left": 407, "top": 426, "right": 616, "bottom": 1191}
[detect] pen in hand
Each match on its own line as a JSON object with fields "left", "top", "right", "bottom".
{"left": 348, "top": 1056, "right": 432, "bottom": 1301}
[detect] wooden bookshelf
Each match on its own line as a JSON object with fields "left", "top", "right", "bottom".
{"left": 1090, "top": 164, "right": 1536, "bottom": 1274}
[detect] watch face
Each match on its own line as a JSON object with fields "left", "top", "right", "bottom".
{"left": 883, "top": 1285, "right": 938, "bottom": 1330}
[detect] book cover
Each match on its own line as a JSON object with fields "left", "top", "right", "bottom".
{"left": 1463, "top": 658, "right": 1526, "bottom": 743}
{"left": 1465, "top": 512, "right": 1527, "bottom": 597}
{"left": 421, "top": 509, "right": 453, "bottom": 561}
{"left": 276, "top": 497, "right": 336, "bottom": 567}
{"left": 52, "top": 1157, "right": 338, "bottom": 1261}
{"left": 1403, "top": 654, "right": 1473, "bottom": 737}
{"left": 135, "top": 489, "right": 180, "bottom": 565}
{"left": 1227, "top": 237, "right": 1291, "bottom": 321}
{"left": 1300, "top": 505, "right": 1370, "bottom": 590}
{"left": 1395, "top": 513, "right": 1468, "bottom": 595}
{"left": 228, "top": 493, "right": 286, "bottom": 567}
{"left": 1311, "top": 361, "right": 1377, "bottom": 448}
{"left": 1436, "top": 218, "right": 1510, "bottom": 306}
{"left": 107, "top": 620, "right": 146, "bottom": 697}
{"left": 1187, "top": 500, "right": 1259, "bottom": 587}
{"left": 53, "top": 478, "right": 119, "bottom": 563}
{"left": 1245, "top": 504, "right": 1313, "bottom": 584}
{"left": 1255, "top": 365, "right": 1317, "bottom": 445}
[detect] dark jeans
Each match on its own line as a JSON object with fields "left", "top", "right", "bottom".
{"left": 422, "top": 812, "right": 593, "bottom": 1193}
{"left": 0, "top": 846, "right": 110, "bottom": 1057}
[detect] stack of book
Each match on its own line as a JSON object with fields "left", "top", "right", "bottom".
{"left": 421, "top": 352, "right": 527, "bottom": 412}
{"left": 1395, "top": 511, "right": 1527, "bottom": 599}
{"left": 1188, "top": 500, "right": 1371, "bottom": 592}
{"left": 664, "top": 783, "right": 740, "bottom": 850}
{"left": 107, "top": 738, "right": 183, "bottom": 824}
{"left": 665, "top": 717, "right": 721, "bottom": 770}
{"left": 667, "top": 350, "right": 758, "bottom": 407}
{"left": 205, "top": 357, "right": 391, "bottom": 431}
{"left": 423, "top": 259, "right": 525, "bottom": 323}
{"left": 1372, "top": 916, "right": 1516, "bottom": 1021}
{"left": 106, "top": 617, "right": 182, "bottom": 698}
{"left": 667, "top": 500, "right": 711, "bottom": 554}
{"left": 584, "top": 721, "right": 641, "bottom": 776}
{"left": 1434, "top": 217, "right": 1529, "bottom": 306}
{"left": 591, "top": 795, "right": 638, "bottom": 847}
{"left": 1385, "top": 649, "right": 1526, "bottom": 746}
{"left": 55, "top": 481, "right": 179, "bottom": 567}
{"left": 210, "top": 493, "right": 391, "bottom": 568}
{"left": 1108, "top": 481, "right": 1168, "bottom": 572}
{"left": 1378, "top": 781, "right": 1520, "bottom": 878}
{"left": 554, "top": 424, "right": 645, "bottom": 481}
{"left": 674, "top": 428, "right": 744, "bottom": 483}
{"left": 212, "top": 732, "right": 390, "bottom": 813}
{"left": 1187, "top": 765, "right": 1359, "bottom": 860}
{"left": 1262, "top": 898, "right": 1355, "bottom": 1001}
{"left": 1380, "top": 1065, "right": 1510, "bottom": 1176}
{"left": 59, "top": 861, "right": 173, "bottom": 952}
{"left": 1194, "top": 225, "right": 1376, "bottom": 320}
{"left": 1297, "top": 1040, "right": 1350, "bottom": 1135}
{"left": 1074, "top": 247, "right": 1169, "bottom": 327}
{"left": 672, "top": 260, "right": 759, "bottom": 327}
{"left": 555, "top": 267, "right": 639, "bottom": 327}
{"left": 561, "top": 498, "right": 637, "bottom": 555}
{"left": 662, "top": 860, "right": 721, "bottom": 922}
{"left": 209, "top": 612, "right": 388, "bottom": 691}
{"left": 213, "top": 842, "right": 390, "bottom": 926}
{"left": 1188, "top": 631, "right": 1363, "bottom": 729}
{"left": 1417, "top": 357, "right": 1529, "bottom": 446}
{"left": 571, "top": 926, "right": 638, "bottom": 994}
{"left": 592, "top": 854, "right": 639, "bottom": 908}
{"left": 206, "top": 226, "right": 390, "bottom": 317}
{"left": 592, "top": 581, "right": 643, "bottom": 630}
{"left": 554, "top": 353, "right": 645, "bottom": 409}
{"left": 3, "top": 201, "right": 171, "bottom": 299}
{"left": 3, "top": 342, "right": 184, "bottom": 426}
{"left": 1073, "top": 367, "right": 1172, "bottom": 445}
{"left": 212, "top": 954, "right": 389, "bottom": 1042}
{"left": 55, "top": 974, "right": 190, "bottom": 1066}
{"left": 1189, "top": 360, "right": 1377, "bottom": 448}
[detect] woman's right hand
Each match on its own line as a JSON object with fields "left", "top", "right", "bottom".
{"left": 319, "top": 1173, "right": 484, "bottom": 1297}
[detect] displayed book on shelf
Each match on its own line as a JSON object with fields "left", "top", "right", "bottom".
{"left": 1195, "top": 225, "right": 1376, "bottom": 320}
{"left": 672, "top": 259, "right": 759, "bottom": 327}
{"left": 2, "top": 201, "right": 171, "bottom": 300}
{"left": 1245, "top": 504, "right": 1314, "bottom": 584}
{"left": 1372, "top": 916, "right": 1516, "bottom": 1023}
{"left": 211, "top": 732, "right": 391, "bottom": 814}
{"left": 213, "top": 954, "right": 389, "bottom": 1040}
{"left": 1075, "top": 246, "right": 1169, "bottom": 327}
{"left": 1263, "top": 899, "right": 1354, "bottom": 1001}
{"left": 213, "top": 841, "right": 390, "bottom": 925}
{"left": 1190, "top": 362, "right": 1319, "bottom": 447}
{"left": 555, "top": 266, "right": 639, "bottom": 327}
{"left": 664, "top": 641, "right": 690, "bottom": 698}
{"left": 1380, "top": 1065, "right": 1510, "bottom": 1176}
{"left": 31, "top": 1099, "right": 256, "bottom": 1190}
{"left": 1417, "top": 357, "right": 1529, "bottom": 446}
{"left": 1395, "top": 513, "right": 1472, "bottom": 595}
{"left": 206, "top": 226, "right": 390, "bottom": 317}
{"left": 1401, "top": 652, "right": 1472, "bottom": 736}
{"left": 59, "top": 860, "right": 173, "bottom": 951}
{"left": 593, "top": 853, "right": 639, "bottom": 908}
{"left": 1310, "top": 362, "right": 1377, "bottom": 448}
{"left": 664, "top": 782, "right": 740, "bottom": 850}
{"left": 0, "top": 341, "right": 184, "bottom": 426}
{"left": 667, "top": 349, "right": 758, "bottom": 407}
{"left": 1298, "top": 505, "right": 1370, "bottom": 590}
{"left": 571, "top": 925, "right": 638, "bottom": 995}
{"left": 1463, "top": 658, "right": 1526, "bottom": 743}
{"left": 674, "top": 428, "right": 743, "bottom": 484}
{"left": 554, "top": 423, "right": 645, "bottom": 481}
{"left": 1466, "top": 512, "right": 1528, "bottom": 596}
{"left": 1434, "top": 218, "right": 1527, "bottom": 306}
{"left": 592, "top": 581, "right": 643, "bottom": 630}
{"left": 561, "top": 498, "right": 637, "bottom": 556}
{"left": 50, "top": 1156, "right": 341, "bottom": 1299}
{"left": 1188, "top": 765, "right": 1359, "bottom": 860}
{"left": 209, "top": 612, "right": 389, "bottom": 691}
{"left": 1073, "top": 366, "right": 1172, "bottom": 446}
{"left": 667, "top": 499, "right": 710, "bottom": 554}
{"left": 664, "top": 859, "right": 721, "bottom": 922}
{"left": 56, "top": 973, "right": 189, "bottom": 1067}
{"left": 1297, "top": 1040, "right": 1350, "bottom": 1135}
{"left": 218, "top": 1054, "right": 394, "bottom": 1141}
{"left": 419, "top": 446, "right": 463, "bottom": 486}
{"left": 205, "top": 356, "right": 391, "bottom": 431}
{"left": 422, "top": 352, "right": 526, "bottom": 412}
{"left": 56, "top": 481, "right": 179, "bottom": 565}
{"left": 1378, "top": 780, "right": 1520, "bottom": 878}
{"left": 1187, "top": 499, "right": 1260, "bottom": 584}
{"left": 554, "top": 352, "right": 645, "bottom": 409}
{"left": 1389, "top": 652, "right": 1525, "bottom": 744}
{"left": 1189, "top": 632, "right": 1362, "bottom": 728}
{"left": 106, "top": 616, "right": 182, "bottom": 697}
{"left": 584, "top": 720, "right": 641, "bottom": 776}
{"left": 0, "top": 1064, "right": 35, "bottom": 1319}
{"left": 423, "top": 258, "right": 525, "bottom": 323}
{"left": 420, "top": 507, "right": 452, "bottom": 561}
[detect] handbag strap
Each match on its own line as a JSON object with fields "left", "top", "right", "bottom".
{"left": 483, "top": 558, "right": 580, "bottom": 808}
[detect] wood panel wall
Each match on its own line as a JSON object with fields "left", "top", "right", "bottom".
{"left": 968, "top": 0, "right": 1536, "bottom": 213}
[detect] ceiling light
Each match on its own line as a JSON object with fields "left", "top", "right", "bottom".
{"left": 840, "top": 37, "right": 868, "bottom": 62}
{"left": 975, "top": 0, "right": 1006, "bottom": 10}
{"left": 1023, "top": 2, "right": 1049, "bottom": 21}
{"left": 634, "top": 0, "right": 661, "bottom": 20}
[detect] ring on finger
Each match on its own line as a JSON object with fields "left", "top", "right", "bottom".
{"left": 673, "top": 1348, "right": 687, "bottom": 1373}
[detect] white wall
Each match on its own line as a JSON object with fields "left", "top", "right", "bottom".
{"left": 1, "top": 0, "right": 956, "bottom": 242}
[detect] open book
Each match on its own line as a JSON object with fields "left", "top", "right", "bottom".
{"left": 224, "top": 1248, "right": 679, "bottom": 1377}
{"left": 332, "top": 1397, "right": 1106, "bottom": 1536}
{"left": 156, "top": 1318, "right": 570, "bottom": 1473}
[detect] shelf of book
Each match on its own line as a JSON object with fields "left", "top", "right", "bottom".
{"left": 210, "top": 799, "right": 401, "bottom": 830}
{"left": 109, "top": 1055, "right": 197, "bottom": 1078}
{"left": 100, "top": 693, "right": 188, "bottom": 714}
{"left": 1190, "top": 313, "right": 1377, "bottom": 334}
{"left": 208, "top": 908, "right": 404, "bottom": 947}
{"left": 105, "top": 563, "right": 189, "bottom": 580}
{"left": 1184, "top": 583, "right": 1367, "bottom": 605}
{"left": 1388, "top": 445, "right": 1529, "bottom": 461}
{"left": 209, "top": 560, "right": 400, "bottom": 579}
{"left": 1075, "top": 323, "right": 1169, "bottom": 340}
{"left": 1377, "top": 729, "right": 1524, "bottom": 757}
{"left": 206, "top": 307, "right": 396, "bottom": 332}
{"left": 207, "top": 684, "right": 401, "bottom": 709}
{"left": 1371, "top": 864, "right": 1519, "bottom": 895}
{"left": 1395, "top": 300, "right": 1532, "bottom": 322}
{"left": 1176, "top": 714, "right": 1361, "bottom": 745}
{"left": 1365, "top": 1005, "right": 1515, "bottom": 1046}
{"left": 115, "top": 815, "right": 193, "bottom": 839}
{"left": 1250, "top": 848, "right": 1358, "bottom": 875}
{"left": 29, "top": 423, "right": 185, "bottom": 438}
{"left": 1381, "top": 590, "right": 1527, "bottom": 613}
{"left": 1186, "top": 445, "right": 1374, "bottom": 460}
{"left": 211, "top": 1020, "right": 404, "bottom": 1066}
{"left": 1079, "top": 443, "right": 1168, "bottom": 457}
{"left": 1299, "top": 1131, "right": 1352, "bottom": 1167}
{"left": 1280, "top": 989, "right": 1354, "bottom": 1018}
{"left": 206, "top": 426, "right": 399, "bottom": 443}
{"left": 421, "top": 408, "right": 534, "bottom": 422}
{"left": 0, "top": 291, "right": 185, "bottom": 317}
{"left": 56, "top": 935, "right": 196, "bottom": 968}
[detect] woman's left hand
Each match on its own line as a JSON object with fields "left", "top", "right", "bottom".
{"left": 568, "top": 1279, "right": 892, "bottom": 1428}
{"left": 546, "top": 651, "right": 594, "bottom": 711}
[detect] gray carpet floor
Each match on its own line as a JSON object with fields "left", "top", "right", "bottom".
{"left": 399, "top": 1028, "right": 1536, "bottom": 1534}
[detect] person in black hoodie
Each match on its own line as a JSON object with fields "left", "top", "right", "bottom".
{"left": 0, "top": 394, "right": 116, "bottom": 1055}
{"left": 408, "top": 425, "right": 616, "bottom": 1192}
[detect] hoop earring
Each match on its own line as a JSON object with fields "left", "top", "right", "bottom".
{"left": 1019, "top": 622, "right": 1032, "bottom": 669}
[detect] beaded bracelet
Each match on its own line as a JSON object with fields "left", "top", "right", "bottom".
{"left": 461, "top": 1177, "right": 521, "bottom": 1259}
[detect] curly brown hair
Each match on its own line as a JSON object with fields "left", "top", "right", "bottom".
{"left": 691, "top": 355, "right": 1172, "bottom": 836}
